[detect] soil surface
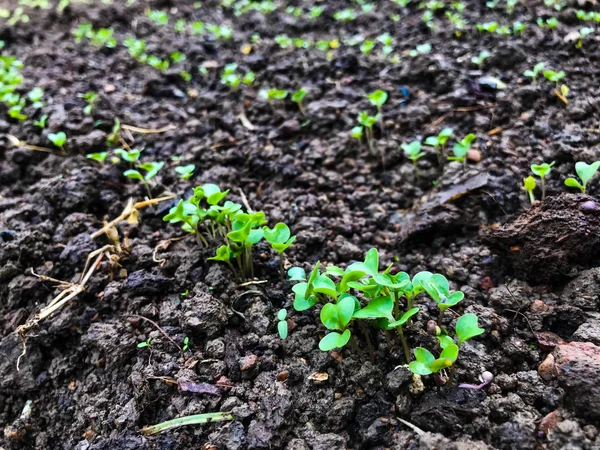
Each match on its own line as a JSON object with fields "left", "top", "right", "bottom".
{"left": 1, "top": 0, "right": 600, "bottom": 449}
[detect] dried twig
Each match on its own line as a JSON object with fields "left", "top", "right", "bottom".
{"left": 128, "top": 314, "right": 183, "bottom": 355}
{"left": 121, "top": 124, "right": 177, "bottom": 134}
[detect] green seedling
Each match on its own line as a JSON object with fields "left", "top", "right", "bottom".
{"left": 86, "top": 152, "right": 109, "bottom": 164}
{"left": 137, "top": 337, "right": 152, "bottom": 349}
{"left": 48, "top": 131, "right": 67, "bottom": 154}
{"left": 309, "top": 6, "right": 323, "bottom": 18}
{"left": 191, "top": 21, "right": 205, "bottom": 35}
{"left": 523, "top": 176, "right": 536, "bottom": 204}
{"left": 275, "top": 34, "right": 293, "bottom": 49}
{"left": 243, "top": 71, "right": 255, "bottom": 85}
{"left": 476, "top": 22, "right": 498, "bottom": 33}
{"left": 78, "top": 91, "right": 97, "bottom": 115}
{"left": 207, "top": 24, "right": 233, "bottom": 40}
{"left": 124, "top": 161, "right": 164, "bottom": 199}
{"left": 175, "top": 164, "right": 195, "bottom": 180}
{"left": 523, "top": 62, "right": 545, "bottom": 83}
{"left": 34, "top": 114, "right": 48, "bottom": 128}
{"left": 260, "top": 88, "right": 288, "bottom": 106}
{"left": 351, "top": 126, "right": 364, "bottom": 142}
{"left": 409, "top": 344, "right": 459, "bottom": 376}
{"left": 456, "top": 313, "right": 485, "bottom": 344}
{"left": 147, "top": 10, "right": 169, "bottom": 26}
{"left": 530, "top": 161, "right": 555, "bottom": 200}
{"left": 264, "top": 223, "right": 296, "bottom": 280}
{"left": 471, "top": 50, "right": 490, "bottom": 68}
{"left": 366, "top": 89, "right": 388, "bottom": 130}
{"left": 183, "top": 336, "right": 190, "bottom": 351}
{"left": 402, "top": 140, "right": 425, "bottom": 175}
{"left": 288, "top": 267, "right": 306, "bottom": 281}
{"left": 291, "top": 88, "right": 307, "bottom": 116}
{"left": 425, "top": 128, "right": 453, "bottom": 163}
{"left": 419, "top": 273, "right": 464, "bottom": 324}
{"left": 277, "top": 309, "right": 288, "bottom": 339}
{"left": 543, "top": 70, "right": 565, "bottom": 85}
{"left": 334, "top": 8, "right": 357, "bottom": 21}
{"left": 123, "top": 37, "right": 148, "bottom": 62}
{"left": 564, "top": 161, "right": 600, "bottom": 193}
{"left": 115, "top": 148, "right": 142, "bottom": 164}
{"left": 449, "top": 133, "right": 476, "bottom": 166}
{"left": 170, "top": 52, "right": 186, "bottom": 64}
{"left": 319, "top": 295, "right": 355, "bottom": 351}
{"left": 360, "top": 40, "right": 376, "bottom": 54}
{"left": 27, "top": 87, "right": 44, "bottom": 108}
{"left": 377, "top": 33, "right": 394, "bottom": 57}
{"left": 513, "top": 21, "right": 526, "bottom": 34}
{"left": 358, "top": 111, "right": 379, "bottom": 152}
{"left": 576, "top": 27, "right": 594, "bottom": 48}
{"left": 408, "top": 42, "right": 432, "bottom": 57}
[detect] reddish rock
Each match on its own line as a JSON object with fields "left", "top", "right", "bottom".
{"left": 553, "top": 342, "right": 600, "bottom": 419}
{"left": 239, "top": 354, "right": 259, "bottom": 372}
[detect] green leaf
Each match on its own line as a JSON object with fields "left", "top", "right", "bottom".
{"left": 439, "top": 290, "right": 464, "bottom": 310}
{"left": 409, "top": 360, "right": 433, "bottom": 375}
{"left": 386, "top": 307, "right": 420, "bottom": 329}
{"left": 353, "top": 296, "right": 394, "bottom": 320}
{"left": 277, "top": 309, "right": 287, "bottom": 321}
{"left": 456, "top": 313, "right": 485, "bottom": 344}
{"left": 140, "top": 161, "right": 164, "bottom": 180}
{"left": 320, "top": 295, "right": 355, "bottom": 330}
{"left": 247, "top": 228, "right": 264, "bottom": 245}
{"left": 288, "top": 267, "right": 307, "bottom": 281}
{"left": 411, "top": 271, "right": 432, "bottom": 296}
{"left": 163, "top": 200, "right": 186, "bottom": 223}
{"left": 430, "top": 358, "right": 454, "bottom": 372}
{"left": 208, "top": 245, "right": 231, "bottom": 262}
{"left": 437, "top": 334, "right": 455, "bottom": 348}
{"left": 440, "top": 343, "right": 459, "bottom": 362}
{"left": 48, "top": 131, "right": 66, "bottom": 147}
{"left": 319, "top": 329, "right": 351, "bottom": 351}
{"left": 124, "top": 169, "right": 144, "bottom": 181}
{"left": 264, "top": 223, "right": 291, "bottom": 244}
{"left": 366, "top": 89, "right": 388, "bottom": 107}
{"left": 227, "top": 221, "right": 251, "bottom": 243}
{"left": 313, "top": 274, "right": 338, "bottom": 299}
{"left": 292, "top": 283, "right": 317, "bottom": 311}
{"left": 408, "top": 347, "right": 435, "bottom": 375}
{"left": 575, "top": 161, "right": 600, "bottom": 186}
{"left": 86, "top": 152, "right": 108, "bottom": 163}
{"left": 523, "top": 176, "right": 536, "bottom": 192}
{"left": 278, "top": 320, "right": 288, "bottom": 339}
{"left": 530, "top": 161, "right": 555, "bottom": 178}
{"left": 175, "top": 164, "right": 195, "bottom": 179}
{"left": 564, "top": 178, "right": 584, "bottom": 192}
{"left": 325, "top": 265, "right": 345, "bottom": 277}
{"left": 292, "top": 88, "right": 307, "bottom": 103}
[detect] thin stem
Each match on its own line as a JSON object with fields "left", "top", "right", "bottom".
{"left": 541, "top": 176, "right": 546, "bottom": 200}
{"left": 278, "top": 252, "right": 284, "bottom": 281}
{"left": 438, "top": 308, "right": 445, "bottom": 327}
{"left": 392, "top": 291, "right": 399, "bottom": 318}
{"left": 141, "top": 412, "right": 233, "bottom": 436}
{"left": 396, "top": 325, "right": 411, "bottom": 363}
{"left": 349, "top": 334, "right": 365, "bottom": 363}
{"left": 226, "top": 260, "right": 239, "bottom": 284}
{"left": 384, "top": 330, "right": 394, "bottom": 351}
{"left": 528, "top": 190, "right": 535, "bottom": 204}
{"left": 358, "top": 321, "right": 374, "bottom": 358}
{"left": 142, "top": 180, "right": 153, "bottom": 200}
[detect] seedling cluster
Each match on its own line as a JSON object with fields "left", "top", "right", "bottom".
{"left": 163, "top": 184, "right": 295, "bottom": 282}
{"left": 282, "top": 248, "right": 484, "bottom": 383}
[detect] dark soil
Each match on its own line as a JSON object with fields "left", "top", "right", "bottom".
{"left": 1, "top": 0, "right": 600, "bottom": 449}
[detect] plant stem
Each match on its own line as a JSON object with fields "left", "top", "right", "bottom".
{"left": 541, "top": 176, "right": 546, "bottom": 200}
{"left": 528, "top": 190, "right": 535, "bottom": 204}
{"left": 437, "top": 308, "right": 444, "bottom": 326}
{"left": 279, "top": 251, "right": 284, "bottom": 281}
{"left": 349, "top": 334, "right": 365, "bottom": 363}
{"left": 358, "top": 321, "right": 374, "bottom": 358}
{"left": 392, "top": 291, "right": 399, "bottom": 318}
{"left": 141, "top": 412, "right": 233, "bottom": 435}
{"left": 396, "top": 325, "right": 411, "bottom": 363}
{"left": 142, "top": 180, "right": 153, "bottom": 200}
{"left": 384, "top": 330, "right": 394, "bottom": 351}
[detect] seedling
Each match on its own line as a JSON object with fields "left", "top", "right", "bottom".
{"left": 523, "top": 176, "right": 536, "bottom": 204}
{"left": 147, "top": 10, "right": 169, "bottom": 26}
{"left": 576, "top": 27, "right": 594, "bottom": 48}
{"left": 260, "top": 88, "right": 288, "bottom": 107}
{"left": 449, "top": 133, "right": 476, "bottom": 167}
{"left": 182, "top": 336, "right": 190, "bottom": 352}
{"left": 471, "top": 50, "right": 490, "bottom": 68}
{"left": 78, "top": 91, "right": 97, "bottom": 115}
{"left": 358, "top": 111, "right": 379, "bottom": 152}
{"left": 277, "top": 309, "right": 288, "bottom": 339}
{"left": 124, "top": 161, "right": 164, "bottom": 199}
{"left": 366, "top": 90, "right": 388, "bottom": 131}
{"left": 351, "top": 126, "right": 364, "bottom": 142}
{"left": 48, "top": 131, "right": 67, "bottom": 154}
{"left": 175, "top": 164, "right": 195, "bottom": 180}
{"left": 455, "top": 313, "right": 485, "bottom": 343}
{"left": 27, "top": 87, "right": 44, "bottom": 108}
{"left": 523, "top": 62, "right": 545, "bottom": 83}
{"left": 34, "top": 114, "right": 48, "bottom": 128}
{"left": 360, "top": 40, "right": 376, "bottom": 54}
{"left": 291, "top": 88, "right": 307, "bottom": 116}
{"left": 170, "top": 52, "right": 186, "bottom": 64}
{"left": 419, "top": 273, "right": 464, "bottom": 324}
{"left": 425, "top": 128, "right": 453, "bottom": 163}
{"left": 543, "top": 69, "right": 565, "bottom": 85}
{"left": 530, "top": 161, "right": 555, "bottom": 200}
{"left": 334, "top": 8, "right": 357, "bottom": 21}
{"left": 408, "top": 43, "right": 432, "bottom": 57}
{"left": 137, "top": 337, "right": 152, "bottom": 349}
{"left": 264, "top": 223, "right": 296, "bottom": 280}
{"left": 513, "top": 21, "right": 526, "bottom": 34}
{"left": 564, "top": 161, "right": 600, "bottom": 193}
{"left": 476, "top": 22, "right": 498, "bottom": 33}
{"left": 401, "top": 141, "right": 425, "bottom": 175}
{"left": 86, "top": 152, "right": 109, "bottom": 164}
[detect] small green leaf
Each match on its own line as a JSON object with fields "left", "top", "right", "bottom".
{"left": 278, "top": 320, "right": 288, "bottom": 339}
{"left": 456, "top": 313, "right": 485, "bottom": 344}
{"left": 437, "top": 335, "right": 455, "bottom": 348}
{"left": 430, "top": 358, "right": 454, "bottom": 372}
{"left": 292, "top": 283, "right": 317, "bottom": 311}
{"left": 124, "top": 169, "right": 144, "bottom": 181}
{"left": 175, "top": 164, "right": 195, "bottom": 179}
{"left": 319, "top": 329, "right": 351, "bottom": 351}
{"left": 353, "top": 296, "right": 394, "bottom": 320}
{"left": 208, "top": 245, "right": 231, "bottom": 262}
{"left": 531, "top": 161, "right": 555, "bottom": 178}
{"left": 523, "top": 176, "right": 536, "bottom": 192}
{"left": 48, "top": 131, "right": 67, "bottom": 147}
{"left": 564, "top": 178, "right": 584, "bottom": 192}
{"left": 277, "top": 309, "right": 287, "bottom": 321}
{"left": 288, "top": 267, "right": 307, "bottom": 281}
{"left": 366, "top": 89, "right": 388, "bottom": 107}
{"left": 575, "top": 161, "right": 600, "bottom": 186}
{"left": 313, "top": 274, "right": 338, "bottom": 299}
